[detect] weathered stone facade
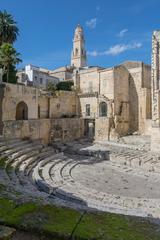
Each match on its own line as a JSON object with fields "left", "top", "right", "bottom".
{"left": 75, "top": 62, "right": 151, "bottom": 140}
{"left": 1, "top": 83, "right": 83, "bottom": 143}
{"left": 151, "top": 31, "right": 160, "bottom": 152}
{"left": 0, "top": 25, "right": 153, "bottom": 145}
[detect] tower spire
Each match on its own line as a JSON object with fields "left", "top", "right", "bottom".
{"left": 71, "top": 25, "right": 87, "bottom": 68}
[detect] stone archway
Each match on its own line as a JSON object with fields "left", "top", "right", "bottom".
{"left": 99, "top": 102, "right": 107, "bottom": 117}
{"left": 16, "top": 101, "right": 28, "bottom": 120}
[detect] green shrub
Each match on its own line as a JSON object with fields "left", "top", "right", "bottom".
{"left": 56, "top": 81, "right": 73, "bottom": 91}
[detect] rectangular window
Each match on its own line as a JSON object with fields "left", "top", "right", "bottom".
{"left": 86, "top": 104, "right": 90, "bottom": 116}
{"left": 103, "top": 79, "right": 107, "bottom": 87}
{"left": 88, "top": 81, "right": 93, "bottom": 92}
{"left": 40, "top": 78, "right": 43, "bottom": 84}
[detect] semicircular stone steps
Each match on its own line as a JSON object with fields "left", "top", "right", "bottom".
{"left": 31, "top": 155, "right": 160, "bottom": 218}
{"left": 0, "top": 139, "right": 32, "bottom": 156}
{"left": 1, "top": 137, "right": 160, "bottom": 218}
{"left": 0, "top": 140, "right": 42, "bottom": 161}
{"left": 31, "top": 153, "right": 66, "bottom": 193}
{"left": 18, "top": 147, "right": 54, "bottom": 174}
{"left": 17, "top": 149, "right": 58, "bottom": 188}
{"left": 5, "top": 145, "right": 44, "bottom": 181}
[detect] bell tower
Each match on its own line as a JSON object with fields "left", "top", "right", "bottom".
{"left": 71, "top": 24, "right": 87, "bottom": 68}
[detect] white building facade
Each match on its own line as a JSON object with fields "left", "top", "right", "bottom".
{"left": 17, "top": 65, "right": 59, "bottom": 89}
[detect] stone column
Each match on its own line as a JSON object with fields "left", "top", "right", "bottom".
{"left": 151, "top": 31, "right": 160, "bottom": 152}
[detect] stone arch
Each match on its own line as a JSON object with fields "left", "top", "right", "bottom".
{"left": 16, "top": 101, "right": 28, "bottom": 120}
{"left": 99, "top": 102, "right": 107, "bottom": 117}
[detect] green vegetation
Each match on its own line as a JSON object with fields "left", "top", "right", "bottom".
{"left": 47, "top": 81, "right": 74, "bottom": 94}
{"left": 0, "top": 10, "right": 21, "bottom": 84}
{"left": 2, "top": 64, "right": 19, "bottom": 84}
{"left": 0, "top": 195, "right": 160, "bottom": 240}
{"left": 47, "top": 82, "right": 57, "bottom": 93}
{"left": 0, "top": 157, "right": 8, "bottom": 169}
{"left": 0, "top": 43, "right": 21, "bottom": 83}
{"left": 0, "top": 10, "right": 19, "bottom": 45}
{"left": 56, "top": 81, "right": 74, "bottom": 91}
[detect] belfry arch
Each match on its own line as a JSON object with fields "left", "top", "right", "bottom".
{"left": 16, "top": 101, "right": 28, "bottom": 120}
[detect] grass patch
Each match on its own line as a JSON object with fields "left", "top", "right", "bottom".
{"left": 0, "top": 196, "right": 160, "bottom": 239}
{"left": 0, "top": 157, "right": 8, "bottom": 169}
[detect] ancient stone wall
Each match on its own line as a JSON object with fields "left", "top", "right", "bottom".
{"left": 38, "top": 94, "right": 49, "bottom": 119}
{"left": 49, "top": 91, "right": 77, "bottom": 118}
{"left": 3, "top": 119, "right": 50, "bottom": 143}
{"left": 99, "top": 68, "right": 114, "bottom": 99}
{"left": 151, "top": 31, "right": 160, "bottom": 152}
{"left": 79, "top": 95, "right": 98, "bottom": 118}
{"left": 139, "top": 88, "right": 151, "bottom": 134}
{"left": 122, "top": 62, "right": 151, "bottom": 134}
{"left": 79, "top": 68, "right": 100, "bottom": 93}
{"left": 3, "top": 118, "right": 84, "bottom": 144}
{"left": 50, "top": 118, "right": 84, "bottom": 142}
{"left": 95, "top": 118, "right": 110, "bottom": 140}
{"left": 2, "top": 83, "right": 39, "bottom": 121}
{"left": 113, "top": 66, "right": 130, "bottom": 137}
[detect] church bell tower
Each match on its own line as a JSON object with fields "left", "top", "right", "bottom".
{"left": 71, "top": 24, "right": 87, "bottom": 68}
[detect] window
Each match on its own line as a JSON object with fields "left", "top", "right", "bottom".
{"left": 75, "top": 48, "right": 78, "bottom": 56}
{"left": 38, "top": 105, "right": 40, "bottom": 119}
{"left": 88, "top": 81, "right": 93, "bottom": 93}
{"left": 103, "top": 79, "right": 107, "bottom": 87}
{"left": 86, "top": 104, "right": 90, "bottom": 116}
{"left": 99, "top": 102, "right": 107, "bottom": 117}
{"left": 40, "top": 78, "right": 43, "bottom": 84}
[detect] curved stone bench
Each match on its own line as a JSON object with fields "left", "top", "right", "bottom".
{"left": 18, "top": 147, "right": 54, "bottom": 173}
{"left": 37, "top": 157, "right": 160, "bottom": 218}
{"left": 25, "top": 150, "right": 56, "bottom": 176}
{"left": 32, "top": 153, "right": 65, "bottom": 194}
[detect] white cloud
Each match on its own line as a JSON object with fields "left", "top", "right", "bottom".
{"left": 86, "top": 18, "right": 97, "bottom": 29}
{"left": 88, "top": 42, "right": 142, "bottom": 57}
{"left": 118, "top": 29, "right": 128, "bottom": 38}
{"left": 105, "top": 43, "right": 142, "bottom": 55}
{"left": 87, "top": 51, "right": 99, "bottom": 57}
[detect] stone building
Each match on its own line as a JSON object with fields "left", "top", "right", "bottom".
{"left": 151, "top": 31, "right": 160, "bottom": 152}
{"left": 0, "top": 24, "right": 153, "bottom": 144}
{"left": 68, "top": 25, "right": 151, "bottom": 140}
{"left": 0, "top": 83, "right": 83, "bottom": 143}
{"left": 17, "top": 65, "right": 59, "bottom": 89}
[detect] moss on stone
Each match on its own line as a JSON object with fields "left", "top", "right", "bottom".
{"left": 0, "top": 196, "right": 160, "bottom": 240}
{"left": 0, "top": 157, "right": 8, "bottom": 169}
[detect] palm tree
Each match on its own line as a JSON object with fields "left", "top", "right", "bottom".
{"left": 0, "top": 10, "right": 19, "bottom": 45}
{"left": 0, "top": 43, "right": 21, "bottom": 82}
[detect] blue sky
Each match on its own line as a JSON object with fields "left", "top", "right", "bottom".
{"left": 1, "top": 0, "right": 160, "bottom": 70}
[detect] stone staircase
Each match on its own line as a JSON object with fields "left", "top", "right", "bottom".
{"left": 1, "top": 137, "right": 160, "bottom": 218}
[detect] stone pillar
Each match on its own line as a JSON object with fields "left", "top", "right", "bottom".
{"left": 151, "top": 31, "right": 160, "bottom": 152}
